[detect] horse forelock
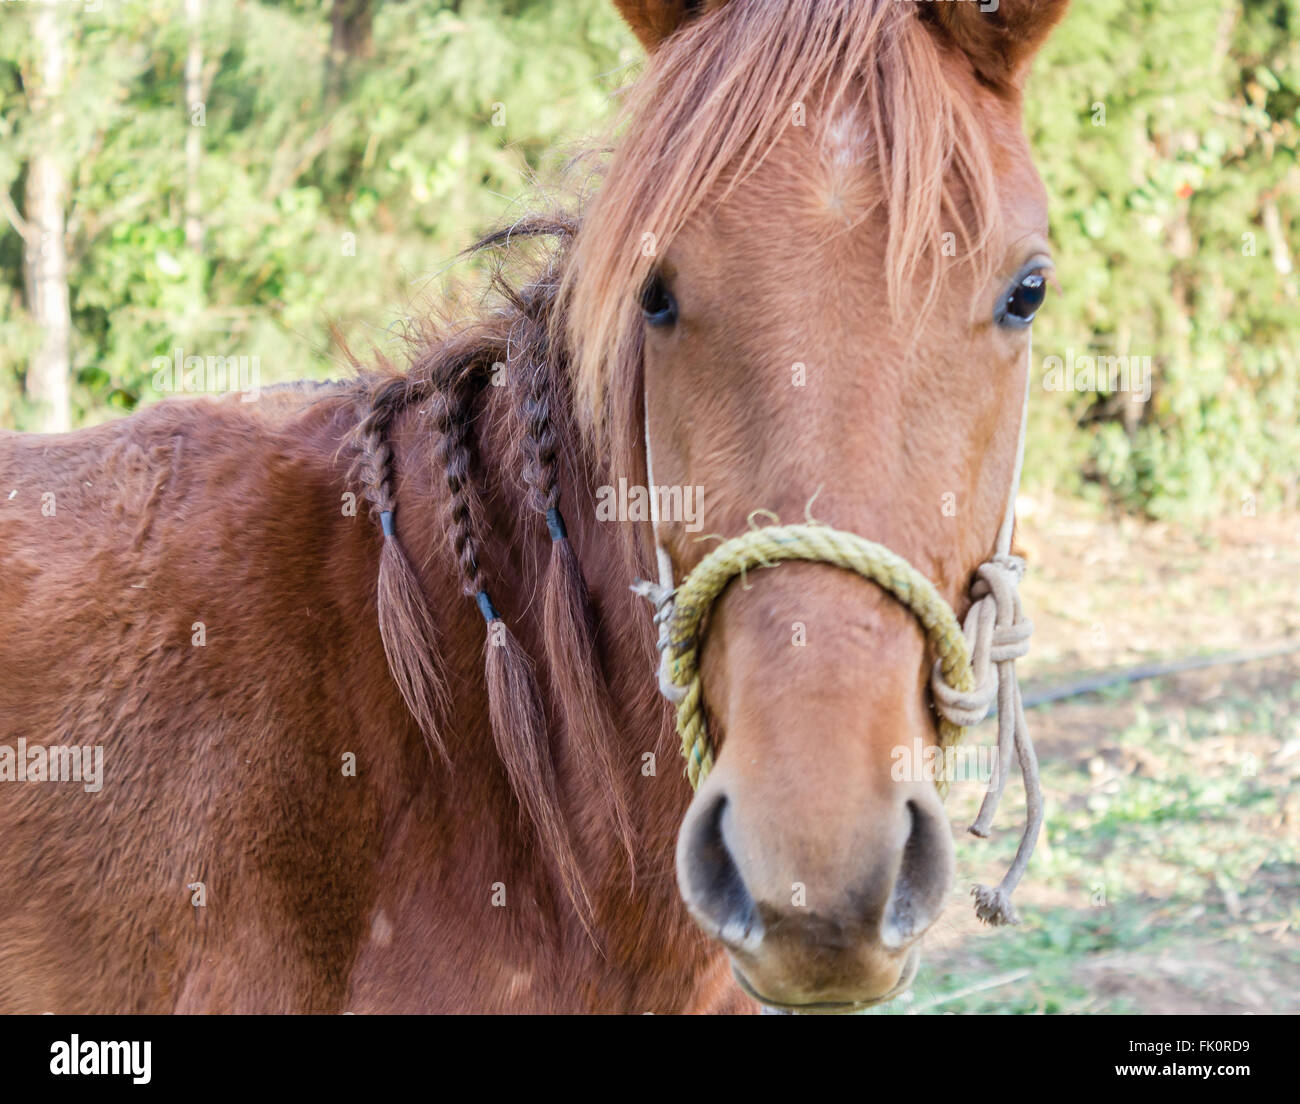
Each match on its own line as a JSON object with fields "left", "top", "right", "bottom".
{"left": 558, "top": 0, "right": 1003, "bottom": 483}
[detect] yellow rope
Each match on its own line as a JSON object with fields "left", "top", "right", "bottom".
{"left": 663, "top": 523, "right": 976, "bottom": 790}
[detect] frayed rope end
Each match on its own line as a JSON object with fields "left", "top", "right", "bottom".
{"left": 972, "top": 884, "right": 1020, "bottom": 926}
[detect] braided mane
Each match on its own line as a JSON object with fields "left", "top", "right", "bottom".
{"left": 346, "top": 215, "right": 634, "bottom": 930}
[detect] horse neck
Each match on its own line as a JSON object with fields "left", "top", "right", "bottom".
{"left": 379, "top": 368, "right": 709, "bottom": 982}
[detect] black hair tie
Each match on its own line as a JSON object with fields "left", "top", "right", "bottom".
{"left": 545, "top": 506, "right": 568, "bottom": 542}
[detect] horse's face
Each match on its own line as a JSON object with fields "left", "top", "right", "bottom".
{"left": 607, "top": 0, "right": 1069, "bottom": 1011}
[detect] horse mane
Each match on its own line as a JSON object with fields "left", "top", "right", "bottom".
{"left": 343, "top": 0, "right": 1003, "bottom": 928}
{"left": 345, "top": 214, "right": 637, "bottom": 935}
{"left": 559, "top": 0, "right": 1001, "bottom": 480}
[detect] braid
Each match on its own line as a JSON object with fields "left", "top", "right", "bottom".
{"left": 430, "top": 371, "right": 489, "bottom": 598}
{"left": 514, "top": 309, "right": 637, "bottom": 871}
{"left": 349, "top": 217, "right": 630, "bottom": 932}
{"left": 354, "top": 376, "right": 408, "bottom": 518}
{"left": 429, "top": 352, "right": 597, "bottom": 934}
{"left": 353, "top": 375, "right": 450, "bottom": 760}
{"left": 520, "top": 354, "right": 561, "bottom": 516}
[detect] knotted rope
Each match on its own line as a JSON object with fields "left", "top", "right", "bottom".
{"left": 635, "top": 521, "right": 1041, "bottom": 927}
{"left": 930, "top": 553, "right": 1042, "bottom": 924}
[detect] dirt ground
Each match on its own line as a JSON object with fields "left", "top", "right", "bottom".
{"left": 895, "top": 503, "right": 1300, "bottom": 1015}
{"left": 1014, "top": 503, "right": 1300, "bottom": 677}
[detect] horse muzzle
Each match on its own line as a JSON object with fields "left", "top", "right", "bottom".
{"left": 675, "top": 761, "right": 955, "bottom": 1010}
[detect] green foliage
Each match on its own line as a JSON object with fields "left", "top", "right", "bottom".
{"left": 0, "top": 0, "right": 632, "bottom": 425}
{"left": 1026, "top": 0, "right": 1300, "bottom": 517}
{"left": 0, "top": 0, "right": 1296, "bottom": 518}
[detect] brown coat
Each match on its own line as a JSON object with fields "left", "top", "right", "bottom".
{"left": 0, "top": 384, "right": 737, "bottom": 1012}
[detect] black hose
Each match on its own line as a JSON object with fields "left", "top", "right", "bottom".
{"left": 1017, "top": 639, "right": 1300, "bottom": 710}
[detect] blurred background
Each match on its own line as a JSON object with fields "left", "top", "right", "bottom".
{"left": 1, "top": 0, "right": 1296, "bottom": 1012}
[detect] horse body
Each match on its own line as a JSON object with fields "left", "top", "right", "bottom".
{"left": 0, "top": 388, "right": 736, "bottom": 1012}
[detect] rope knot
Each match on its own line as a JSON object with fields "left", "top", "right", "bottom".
{"left": 924, "top": 549, "right": 1041, "bottom": 924}
{"left": 930, "top": 662, "right": 997, "bottom": 728}
{"left": 631, "top": 579, "right": 687, "bottom": 703}
{"left": 972, "top": 883, "right": 1021, "bottom": 926}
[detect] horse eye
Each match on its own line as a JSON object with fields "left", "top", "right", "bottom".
{"left": 640, "top": 274, "right": 678, "bottom": 327}
{"left": 998, "top": 271, "right": 1048, "bottom": 328}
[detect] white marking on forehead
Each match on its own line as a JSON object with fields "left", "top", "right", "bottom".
{"left": 816, "top": 103, "right": 873, "bottom": 222}
{"left": 822, "top": 104, "right": 869, "bottom": 170}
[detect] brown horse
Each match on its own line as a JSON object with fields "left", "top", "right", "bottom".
{"left": 0, "top": 0, "right": 1067, "bottom": 1013}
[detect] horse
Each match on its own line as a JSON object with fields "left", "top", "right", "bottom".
{"left": 0, "top": 0, "right": 1068, "bottom": 1013}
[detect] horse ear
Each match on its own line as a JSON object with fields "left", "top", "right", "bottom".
{"left": 923, "top": 0, "right": 1071, "bottom": 87}
{"left": 613, "top": 0, "right": 714, "bottom": 51}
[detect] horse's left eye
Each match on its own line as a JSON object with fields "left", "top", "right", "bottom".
{"left": 998, "top": 271, "right": 1048, "bottom": 328}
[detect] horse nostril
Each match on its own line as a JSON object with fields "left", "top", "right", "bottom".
{"left": 880, "top": 797, "right": 956, "bottom": 949}
{"left": 676, "top": 793, "right": 762, "bottom": 952}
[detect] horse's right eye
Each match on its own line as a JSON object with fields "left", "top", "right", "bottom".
{"left": 640, "top": 275, "right": 678, "bottom": 327}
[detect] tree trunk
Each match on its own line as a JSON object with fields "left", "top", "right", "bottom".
{"left": 326, "top": 0, "right": 373, "bottom": 102}
{"left": 184, "top": 0, "right": 204, "bottom": 257}
{"left": 22, "top": 5, "right": 72, "bottom": 434}
{"left": 331, "top": 0, "right": 373, "bottom": 60}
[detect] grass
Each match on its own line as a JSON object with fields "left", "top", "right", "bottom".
{"left": 871, "top": 661, "right": 1300, "bottom": 1014}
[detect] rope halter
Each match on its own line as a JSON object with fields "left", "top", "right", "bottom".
{"left": 633, "top": 346, "right": 1042, "bottom": 927}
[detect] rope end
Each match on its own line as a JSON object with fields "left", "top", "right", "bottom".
{"left": 972, "top": 884, "right": 1020, "bottom": 926}
{"left": 630, "top": 577, "right": 674, "bottom": 611}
